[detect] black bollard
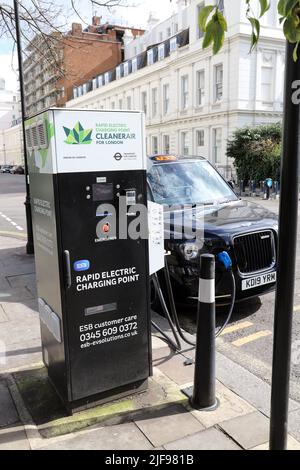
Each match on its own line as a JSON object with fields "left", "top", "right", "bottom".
{"left": 182, "top": 254, "right": 219, "bottom": 411}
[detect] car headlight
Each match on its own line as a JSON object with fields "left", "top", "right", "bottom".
{"left": 181, "top": 243, "right": 200, "bottom": 261}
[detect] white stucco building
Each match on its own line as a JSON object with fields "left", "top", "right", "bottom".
{"left": 0, "top": 78, "right": 21, "bottom": 130}
{"left": 67, "top": 0, "right": 285, "bottom": 177}
{"left": 0, "top": 124, "right": 23, "bottom": 166}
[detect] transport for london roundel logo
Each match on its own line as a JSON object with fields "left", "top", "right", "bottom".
{"left": 114, "top": 152, "right": 123, "bottom": 161}
{"left": 63, "top": 122, "right": 93, "bottom": 145}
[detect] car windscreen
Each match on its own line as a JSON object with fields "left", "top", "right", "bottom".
{"left": 148, "top": 161, "right": 238, "bottom": 205}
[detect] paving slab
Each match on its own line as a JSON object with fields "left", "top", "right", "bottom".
{"left": 0, "top": 425, "right": 30, "bottom": 450}
{"left": 288, "top": 408, "right": 300, "bottom": 441}
{"left": 0, "top": 304, "right": 8, "bottom": 322}
{"left": 187, "top": 380, "right": 255, "bottom": 428}
{"left": 0, "top": 338, "right": 42, "bottom": 373}
{"left": 219, "top": 411, "right": 270, "bottom": 449}
{"left": 39, "top": 422, "right": 153, "bottom": 450}
{"left": 151, "top": 335, "right": 169, "bottom": 350}
{"left": 252, "top": 434, "right": 300, "bottom": 450}
{"left": 0, "top": 381, "right": 19, "bottom": 427}
{"left": 216, "top": 351, "right": 300, "bottom": 415}
{"left": 134, "top": 404, "right": 204, "bottom": 447}
{"left": 164, "top": 427, "right": 241, "bottom": 450}
{"left": 1, "top": 299, "right": 39, "bottom": 322}
{"left": 155, "top": 351, "right": 194, "bottom": 385}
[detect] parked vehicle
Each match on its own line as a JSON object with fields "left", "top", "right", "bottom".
{"left": 11, "top": 165, "right": 24, "bottom": 174}
{"left": 0, "top": 165, "right": 13, "bottom": 174}
{"left": 147, "top": 155, "right": 278, "bottom": 306}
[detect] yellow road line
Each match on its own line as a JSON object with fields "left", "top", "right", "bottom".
{"left": 232, "top": 330, "right": 272, "bottom": 347}
{"left": 294, "top": 305, "right": 300, "bottom": 313}
{"left": 0, "top": 230, "right": 27, "bottom": 239}
{"left": 220, "top": 321, "right": 253, "bottom": 336}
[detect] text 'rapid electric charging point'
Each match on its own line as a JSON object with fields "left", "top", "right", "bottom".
{"left": 25, "top": 108, "right": 157, "bottom": 411}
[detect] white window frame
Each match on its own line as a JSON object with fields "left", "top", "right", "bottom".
{"left": 126, "top": 95, "right": 132, "bottom": 110}
{"left": 196, "top": 129, "right": 205, "bottom": 147}
{"left": 197, "top": 3, "right": 205, "bottom": 39}
{"left": 196, "top": 70, "right": 205, "bottom": 106}
{"left": 152, "top": 88, "right": 158, "bottom": 117}
{"left": 116, "top": 65, "right": 122, "bottom": 80}
{"left": 163, "top": 134, "right": 170, "bottom": 154}
{"left": 118, "top": 98, "right": 123, "bottom": 109}
{"left": 163, "top": 83, "right": 170, "bottom": 115}
{"left": 181, "top": 131, "right": 189, "bottom": 155}
{"left": 181, "top": 75, "right": 189, "bottom": 111}
{"left": 261, "top": 65, "right": 274, "bottom": 102}
{"left": 170, "top": 37, "right": 177, "bottom": 53}
{"left": 132, "top": 58, "right": 137, "bottom": 72}
{"left": 152, "top": 135, "right": 158, "bottom": 154}
{"left": 147, "top": 49, "right": 154, "bottom": 65}
{"left": 158, "top": 44, "right": 165, "bottom": 61}
{"left": 141, "top": 91, "right": 147, "bottom": 115}
{"left": 212, "top": 128, "right": 222, "bottom": 164}
{"left": 124, "top": 62, "right": 129, "bottom": 76}
{"left": 214, "top": 64, "right": 223, "bottom": 102}
{"left": 104, "top": 72, "right": 110, "bottom": 85}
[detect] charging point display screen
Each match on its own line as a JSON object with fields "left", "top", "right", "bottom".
{"left": 92, "top": 183, "right": 113, "bottom": 202}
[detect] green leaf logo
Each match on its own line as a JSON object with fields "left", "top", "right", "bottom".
{"left": 63, "top": 122, "right": 93, "bottom": 145}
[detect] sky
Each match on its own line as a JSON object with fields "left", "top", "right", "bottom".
{"left": 0, "top": 0, "right": 176, "bottom": 92}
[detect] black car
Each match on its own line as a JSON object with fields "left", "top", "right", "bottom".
{"left": 11, "top": 165, "right": 24, "bottom": 174}
{"left": 147, "top": 155, "right": 278, "bottom": 306}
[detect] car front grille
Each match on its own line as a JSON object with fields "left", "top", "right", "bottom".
{"left": 233, "top": 230, "right": 276, "bottom": 274}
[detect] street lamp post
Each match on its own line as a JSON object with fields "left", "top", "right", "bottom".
{"left": 13, "top": 0, "right": 34, "bottom": 254}
{"left": 269, "top": 41, "right": 300, "bottom": 450}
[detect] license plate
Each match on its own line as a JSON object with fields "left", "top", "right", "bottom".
{"left": 241, "top": 272, "right": 277, "bottom": 291}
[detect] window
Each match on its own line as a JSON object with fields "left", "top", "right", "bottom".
{"left": 219, "top": 0, "right": 225, "bottom": 15}
{"left": 152, "top": 136, "right": 158, "bottom": 154}
{"left": 104, "top": 72, "right": 110, "bottom": 85}
{"left": 261, "top": 66, "right": 273, "bottom": 102}
{"left": 181, "top": 75, "right": 189, "bottom": 110}
{"left": 214, "top": 64, "right": 223, "bottom": 102}
{"left": 163, "top": 135, "right": 170, "bottom": 154}
{"left": 126, "top": 96, "right": 132, "bottom": 110}
{"left": 111, "top": 101, "right": 115, "bottom": 109}
{"left": 196, "top": 70, "right": 205, "bottom": 106}
{"left": 141, "top": 91, "right": 147, "bottom": 115}
{"left": 152, "top": 88, "right": 158, "bottom": 117}
{"left": 167, "top": 27, "right": 171, "bottom": 37}
{"left": 212, "top": 128, "right": 222, "bottom": 163}
{"left": 118, "top": 99, "right": 123, "bottom": 109}
{"left": 181, "top": 132, "right": 189, "bottom": 155}
{"left": 158, "top": 44, "right": 165, "bottom": 60}
{"left": 147, "top": 49, "right": 154, "bottom": 65}
{"left": 196, "top": 130, "right": 205, "bottom": 147}
{"left": 174, "top": 23, "right": 178, "bottom": 33}
{"left": 170, "top": 37, "right": 177, "bottom": 52}
{"left": 97, "top": 75, "right": 103, "bottom": 87}
{"left": 116, "top": 65, "right": 122, "bottom": 80}
{"left": 197, "top": 3, "right": 205, "bottom": 39}
{"left": 123, "top": 62, "right": 129, "bottom": 76}
{"left": 92, "top": 78, "right": 97, "bottom": 90}
{"left": 163, "top": 84, "right": 170, "bottom": 115}
{"left": 132, "top": 58, "right": 137, "bottom": 72}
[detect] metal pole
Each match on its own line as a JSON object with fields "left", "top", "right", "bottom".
{"left": 13, "top": 0, "right": 34, "bottom": 254}
{"left": 183, "top": 254, "right": 218, "bottom": 411}
{"left": 269, "top": 41, "right": 300, "bottom": 450}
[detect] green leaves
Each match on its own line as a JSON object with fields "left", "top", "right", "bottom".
{"left": 201, "top": 1, "right": 300, "bottom": 61}
{"left": 200, "top": 7, "right": 228, "bottom": 55}
{"left": 259, "top": 0, "right": 270, "bottom": 17}
{"left": 63, "top": 122, "right": 93, "bottom": 145}
{"left": 278, "top": 0, "right": 300, "bottom": 59}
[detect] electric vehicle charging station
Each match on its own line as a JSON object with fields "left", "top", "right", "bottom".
{"left": 25, "top": 108, "right": 154, "bottom": 410}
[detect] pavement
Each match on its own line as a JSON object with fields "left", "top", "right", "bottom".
{"left": 1, "top": 233, "right": 300, "bottom": 450}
